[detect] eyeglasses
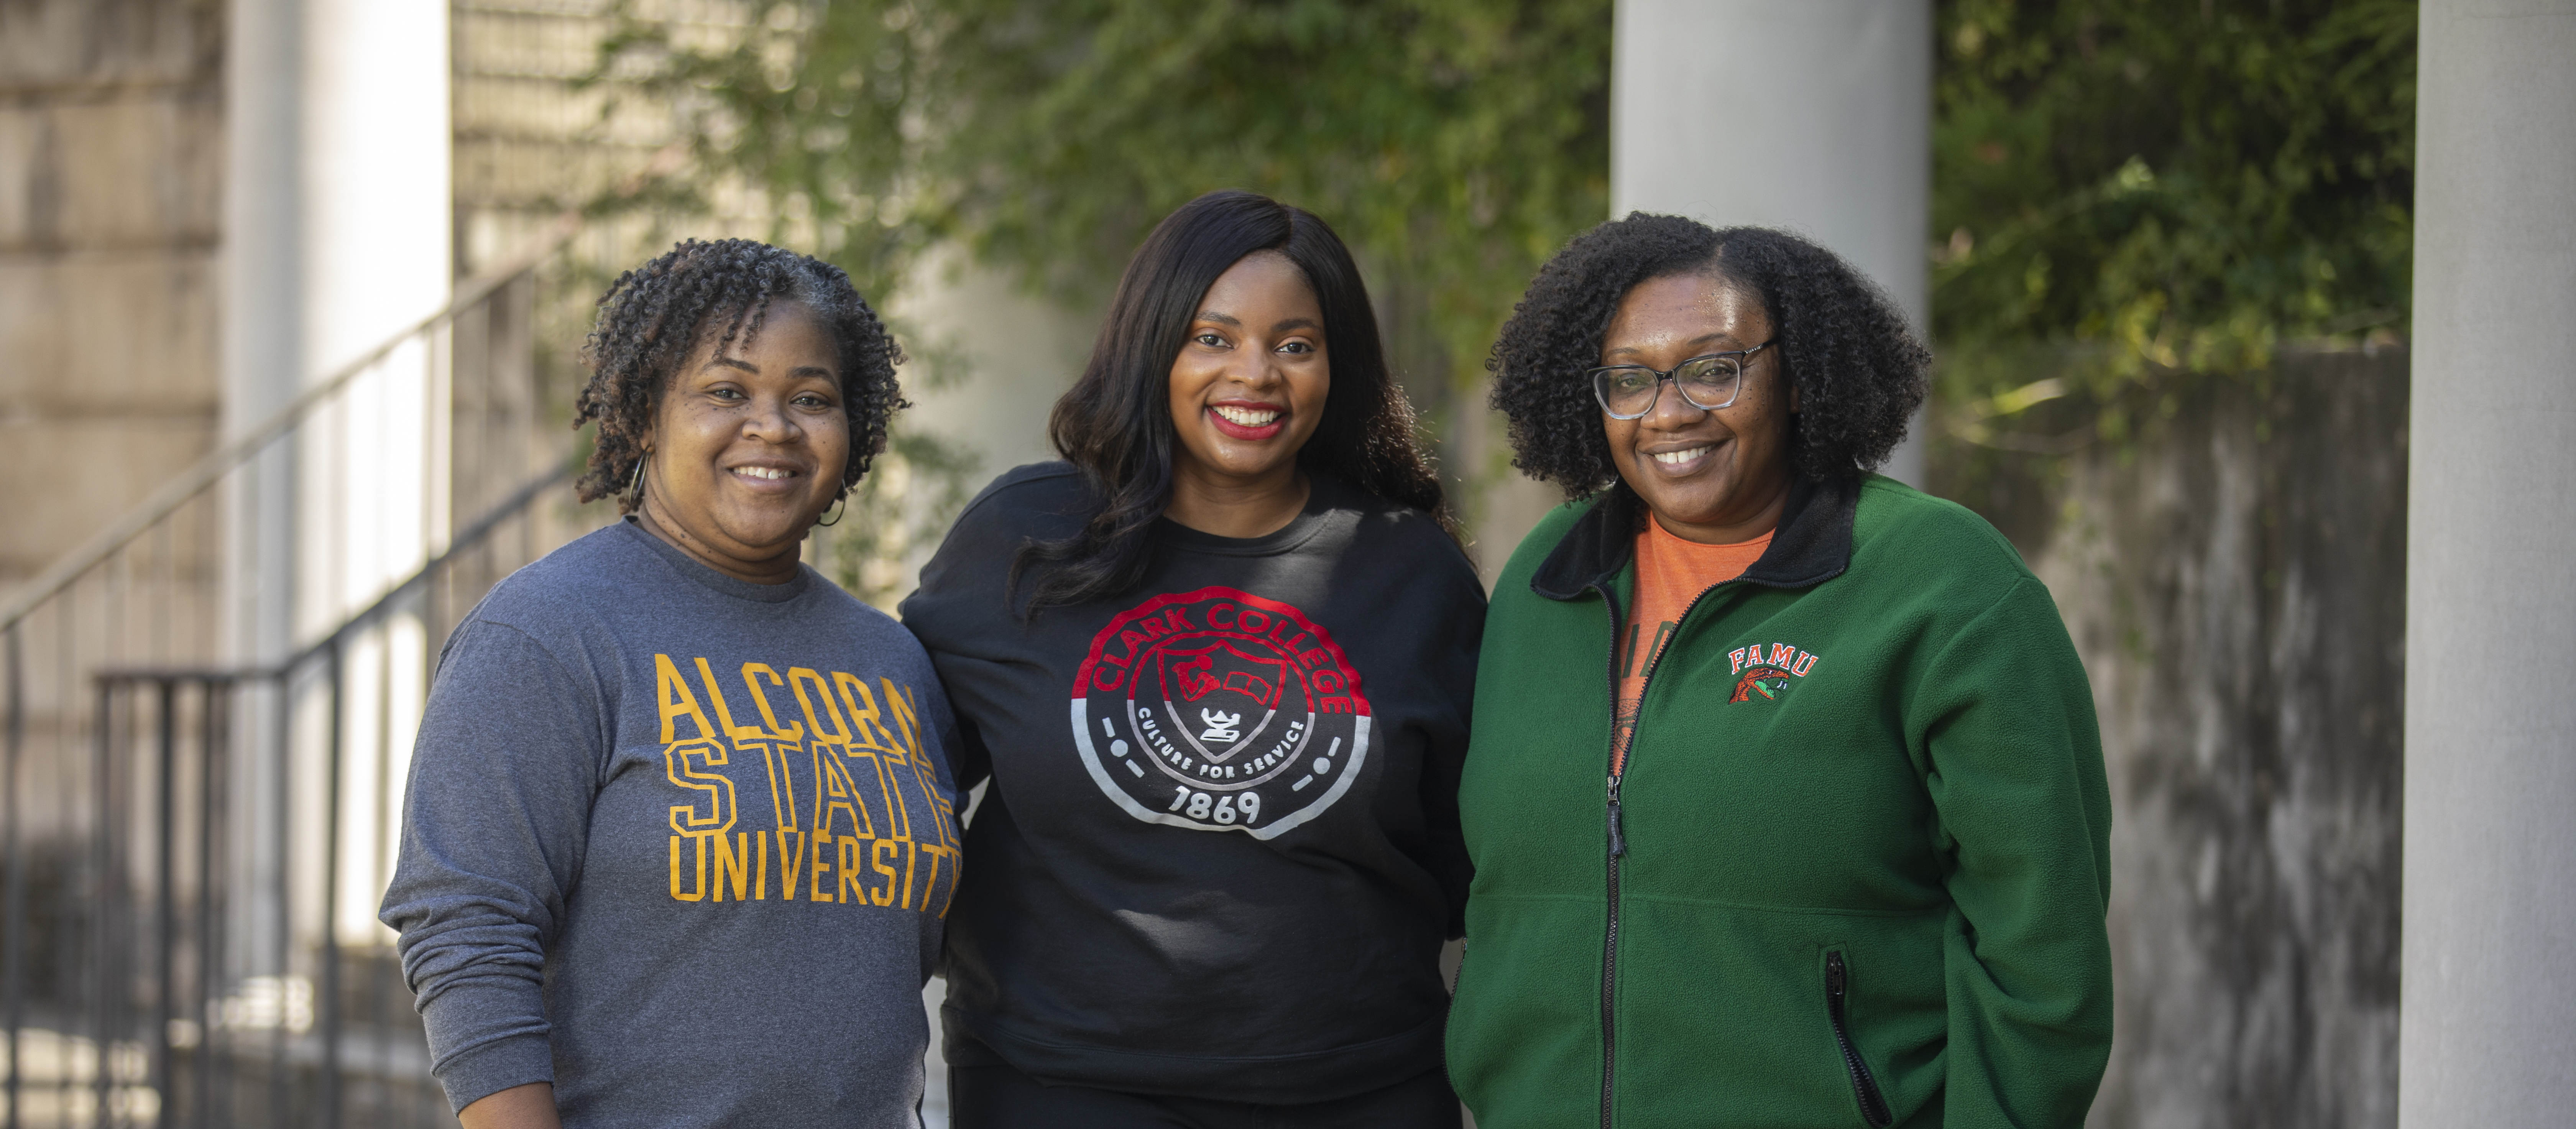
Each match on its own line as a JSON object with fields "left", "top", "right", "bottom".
{"left": 1587, "top": 341, "right": 1774, "bottom": 420}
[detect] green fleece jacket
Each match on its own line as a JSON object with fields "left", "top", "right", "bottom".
{"left": 1446, "top": 474, "right": 2110, "bottom": 1129}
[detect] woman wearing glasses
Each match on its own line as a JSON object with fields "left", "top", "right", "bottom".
{"left": 1444, "top": 217, "right": 2111, "bottom": 1127}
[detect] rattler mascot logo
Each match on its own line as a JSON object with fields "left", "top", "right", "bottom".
{"left": 1071, "top": 587, "right": 1371, "bottom": 838}
{"left": 1730, "top": 665, "right": 1793, "bottom": 702}
{"left": 1727, "top": 641, "right": 1824, "bottom": 703}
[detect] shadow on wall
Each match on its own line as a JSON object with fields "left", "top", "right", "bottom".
{"left": 1930, "top": 348, "right": 2407, "bottom": 1129}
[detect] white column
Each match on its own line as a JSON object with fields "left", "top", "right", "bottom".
{"left": 296, "top": 0, "right": 451, "bottom": 634}
{"left": 222, "top": 0, "right": 306, "bottom": 670}
{"left": 222, "top": 0, "right": 451, "bottom": 950}
{"left": 301, "top": 0, "right": 450, "bottom": 949}
{"left": 1610, "top": 0, "right": 1930, "bottom": 484}
{"left": 2401, "top": 2, "right": 2576, "bottom": 1124}
{"left": 222, "top": 0, "right": 452, "bottom": 646}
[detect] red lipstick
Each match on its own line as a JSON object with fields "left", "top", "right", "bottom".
{"left": 1206, "top": 401, "right": 1287, "bottom": 441}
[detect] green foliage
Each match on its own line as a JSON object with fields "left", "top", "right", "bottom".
{"left": 596, "top": 0, "right": 2417, "bottom": 537}
{"left": 803, "top": 423, "right": 985, "bottom": 608}
{"left": 600, "top": 0, "right": 1612, "bottom": 422}
{"left": 1931, "top": 0, "right": 2415, "bottom": 411}
{"left": 1923, "top": 0, "right": 2416, "bottom": 549}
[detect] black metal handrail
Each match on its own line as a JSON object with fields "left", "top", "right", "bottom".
{"left": 0, "top": 136, "right": 683, "bottom": 639}
{"left": 0, "top": 141, "right": 681, "bottom": 1129}
{"left": 6, "top": 469, "right": 573, "bottom": 1129}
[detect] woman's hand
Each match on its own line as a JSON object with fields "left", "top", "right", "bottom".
{"left": 458, "top": 1082, "right": 561, "bottom": 1129}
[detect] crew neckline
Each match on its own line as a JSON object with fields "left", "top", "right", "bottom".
{"left": 1154, "top": 473, "right": 1348, "bottom": 557}
{"left": 616, "top": 517, "right": 813, "bottom": 603}
{"left": 1646, "top": 512, "right": 1776, "bottom": 552}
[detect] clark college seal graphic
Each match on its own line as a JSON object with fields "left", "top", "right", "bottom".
{"left": 1070, "top": 586, "right": 1371, "bottom": 839}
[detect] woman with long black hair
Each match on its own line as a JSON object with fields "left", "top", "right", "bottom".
{"left": 901, "top": 190, "right": 1480, "bottom": 1127}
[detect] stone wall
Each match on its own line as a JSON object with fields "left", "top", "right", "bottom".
{"left": 0, "top": 0, "right": 223, "bottom": 601}
{"left": 1933, "top": 348, "right": 2408, "bottom": 1128}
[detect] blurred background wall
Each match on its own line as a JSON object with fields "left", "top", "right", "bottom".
{"left": 0, "top": 1, "right": 223, "bottom": 613}
{"left": 2, "top": 1, "right": 2544, "bottom": 1127}
{"left": 1948, "top": 351, "right": 2408, "bottom": 1129}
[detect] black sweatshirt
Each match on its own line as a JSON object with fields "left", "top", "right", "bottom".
{"left": 898, "top": 463, "right": 1482, "bottom": 1104}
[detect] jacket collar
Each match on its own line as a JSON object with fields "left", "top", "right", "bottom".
{"left": 1528, "top": 474, "right": 1857, "bottom": 601}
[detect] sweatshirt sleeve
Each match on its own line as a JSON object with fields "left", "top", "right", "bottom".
{"left": 1419, "top": 562, "right": 1484, "bottom": 941}
{"left": 897, "top": 468, "right": 1045, "bottom": 801}
{"left": 1913, "top": 577, "right": 2113, "bottom": 1129}
{"left": 379, "top": 618, "right": 603, "bottom": 1113}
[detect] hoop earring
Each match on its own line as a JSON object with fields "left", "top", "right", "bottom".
{"left": 626, "top": 457, "right": 648, "bottom": 510}
{"left": 815, "top": 493, "right": 847, "bottom": 528}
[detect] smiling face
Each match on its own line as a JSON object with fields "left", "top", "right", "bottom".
{"left": 1166, "top": 251, "right": 1331, "bottom": 501}
{"left": 1600, "top": 273, "right": 1797, "bottom": 544}
{"left": 636, "top": 298, "right": 850, "bottom": 582}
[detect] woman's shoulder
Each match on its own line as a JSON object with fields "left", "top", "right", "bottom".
{"left": 1485, "top": 491, "right": 1600, "bottom": 605}
{"left": 902, "top": 463, "right": 1089, "bottom": 631}
{"left": 1323, "top": 476, "right": 1482, "bottom": 593}
{"left": 1851, "top": 474, "right": 2038, "bottom": 592}
{"left": 426, "top": 524, "right": 662, "bottom": 675}
{"left": 793, "top": 564, "right": 912, "bottom": 626}
{"left": 798, "top": 580, "right": 942, "bottom": 676}
{"left": 462, "top": 523, "right": 931, "bottom": 658}
{"left": 458, "top": 520, "right": 889, "bottom": 630}
{"left": 461, "top": 523, "right": 653, "bottom": 628}
{"left": 912, "top": 461, "right": 1091, "bottom": 567}
{"left": 955, "top": 461, "right": 1092, "bottom": 529}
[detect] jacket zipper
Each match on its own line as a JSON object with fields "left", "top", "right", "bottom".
{"left": 1825, "top": 951, "right": 1893, "bottom": 1127}
{"left": 1595, "top": 578, "right": 1729, "bottom": 1129}
{"left": 1596, "top": 584, "right": 1624, "bottom": 1129}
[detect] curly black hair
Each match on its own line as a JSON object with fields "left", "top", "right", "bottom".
{"left": 572, "top": 238, "right": 906, "bottom": 511}
{"left": 1488, "top": 215, "right": 1929, "bottom": 497}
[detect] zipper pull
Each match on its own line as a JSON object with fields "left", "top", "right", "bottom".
{"left": 1827, "top": 951, "right": 1848, "bottom": 998}
{"left": 1607, "top": 796, "right": 1628, "bottom": 859}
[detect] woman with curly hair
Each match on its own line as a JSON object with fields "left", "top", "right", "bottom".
{"left": 1444, "top": 217, "right": 2112, "bottom": 1128}
{"left": 382, "top": 238, "right": 962, "bottom": 1129}
{"left": 900, "top": 190, "right": 1479, "bottom": 1127}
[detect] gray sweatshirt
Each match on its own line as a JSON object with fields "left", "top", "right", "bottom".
{"left": 381, "top": 520, "right": 961, "bottom": 1127}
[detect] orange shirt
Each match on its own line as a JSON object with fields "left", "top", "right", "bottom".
{"left": 1611, "top": 517, "right": 1774, "bottom": 772}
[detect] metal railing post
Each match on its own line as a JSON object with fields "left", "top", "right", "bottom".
{"left": 91, "top": 678, "right": 115, "bottom": 1128}
{"left": 88, "top": 680, "right": 102, "bottom": 1126}
{"left": 317, "top": 643, "right": 342, "bottom": 1129}
{"left": 3, "top": 624, "right": 21, "bottom": 1129}
{"left": 196, "top": 677, "right": 227, "bottom": 1129}
{"left": 267, "top": 677, "right": 289, "bottom": 1126}
{"left": 153, "top": 681, "right": 176, "bottom": 1125}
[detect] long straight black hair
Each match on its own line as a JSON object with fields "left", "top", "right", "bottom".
{"left": 1012, "top": 189, "right": 1451, "bottom": 613}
